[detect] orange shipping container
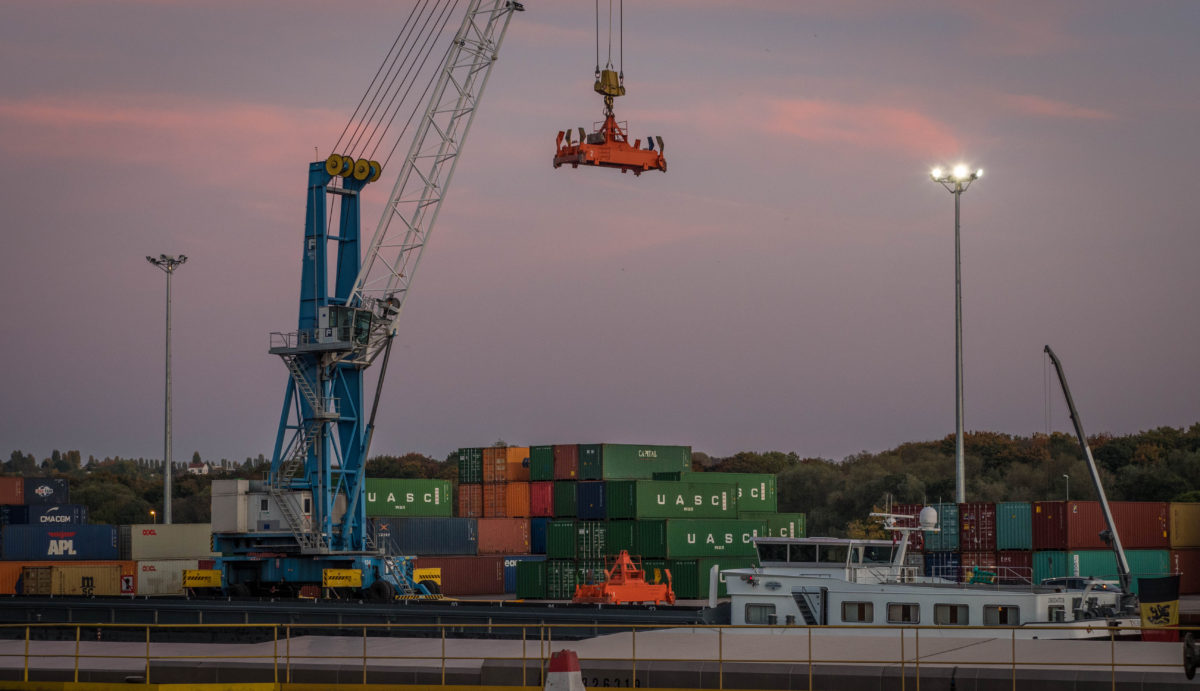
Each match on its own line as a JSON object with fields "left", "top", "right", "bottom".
{"left": 482, "top": 447, "right": 530, "bottom": 483}
{"left": 1170, "top": 503, "right": 1200, "bottom": 549}
{"left": 505, "top": 482, "right": 531, "bottom": 518}
{"left": 0, "top": 477, "right": 24, "bottom": 505}
{"left": 476, "top": 518, "right": 530, "bottom": 554}
{"left": 0, "top": 560, "right": 137, "bottom": 595}
{"left": 483, "top": 483, "right": 507, "bottom": 518}
{"left": 457, "top": 484, "right": 482, "bottom": 518}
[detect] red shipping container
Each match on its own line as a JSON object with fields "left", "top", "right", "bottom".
{"left": 1170, "top": 549, "right": 1200, "bottom": 595}
{"left": 530, "top": 482, "right": 554, "bottom": 517}
{"left": 553, "top": 444, "right": 579, "bottom": 480}
{"left": 482, "top": 484, "right": 507, "bottom": 518}
{"left": 505, "top": 482, "right": 531, "bottom": 518}
{"left": 996, "top": 550, "right": 1033, "bottom": 585}
{"left": 1110, "top": 501, "right": 1169, "bottom": 549}
{"left": 891, "top": 503, "right": 925, "bottom": 551}
{"left": 958, "top": 502, "right": 997, "bottom": 552}
{"left": 0, "top": 477, "right": 23, "bottom": 505}
{"left": 413, "top": 555, "right": 504, "bottom": 596}
{"left": 457, "top": 485, "right": 482, "bottom": 518}
{"left": 959, "top": 551, "right": 998, "bottom": 582}
{"left": 476, "top": 518, "right": 530, "bottom": 554}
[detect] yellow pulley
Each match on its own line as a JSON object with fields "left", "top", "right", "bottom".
{"left": 368, "top": 160, "right": 383, "bottom": 183}
{"left": 338, "top": 155, "right": 354, "bottom": 178}
{"left": 325, "top": 154, "right": 343, "bottom": 177}
{"left": 353, "top": 158, "right": 371, "bottom": 181}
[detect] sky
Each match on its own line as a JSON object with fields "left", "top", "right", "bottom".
{"left": 2, "top": 1, "right": 1198, "bottom": 465}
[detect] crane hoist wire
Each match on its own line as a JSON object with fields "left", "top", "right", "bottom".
{"left": 595, "top": 0, "right": 622, "bottom": 79}
{"left": 330, "top": 0, "right": 462, "bottom": 169}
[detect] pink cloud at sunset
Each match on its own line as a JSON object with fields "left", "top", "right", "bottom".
{"left": 764, "top": 99, "right": 959, "bottom": 157}
{"left": 997, "top": 93, "right": 1116, "bottom": 121}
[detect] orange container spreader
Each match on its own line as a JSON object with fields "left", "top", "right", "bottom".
{"left": 572, "top": 550, "right": 674, "bottom": 605}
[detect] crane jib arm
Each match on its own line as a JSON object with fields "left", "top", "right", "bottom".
{"left": 351, "top": 0, "right": 523, "bottom": 363}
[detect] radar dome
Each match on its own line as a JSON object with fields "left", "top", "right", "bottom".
{"left": 919, "top": 506, "right": 938, "bottom": 530}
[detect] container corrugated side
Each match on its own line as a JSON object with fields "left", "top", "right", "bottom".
{"left": 22, "top": 564, "right": 120, "bottom": 596}
{"left": 923, "top": 551, "right": 962, "bottom": 582}
{"left": 136, "top": 559, "right": 201, "bottom": 596}
{"left": 580, "top": 444, "right": 692, "bottom": 480}
{"left": 546, "top": 560, "right": 577, "bottom": 599}
{"left": 365, "top": 479, "right": 452, "bottom": 517}
{"left": 638, "top": 519, "right": 765, "bottom": 559}
{"left": 0, "top": 560, "right": 135, "bottom": 595}
{"left": 457, "top": 448, "right": 483, "bottom": 484}
{"left": 530, "top": 446, "right": 555, "bottom": 482}
{"left": 958, "top": 502, "right": 996, "bottom": 552}
{"left": 530, "top": 482, "right": 554, "bottom": 517}
{"left": 530, "top": 517, "right": 549, "bottom": 554}
{"left": 995, "top": 502, "right": 1032, "bottom": 550}
{"left": 738, "top": 512, "right": 806, "bottom": 538}
{"left": 1066, "top": 549, "right": 1170, "bottom": 595}
{"left": 482, "top": 484, "right": 507, "bottom": 518}
{"left": 996, "top": 550, "right": 1033, "bottom": 585}
{"left": 924, "top": 503, "right": 959, "bottom": 552}
{"left": 575, "top": 521, "right": 607, "bottom": 559}
{"left": 668, "top": 556, "right": 758, "bottom": 599}
{"left": 1169, "top": 503, "right": 1200, "bottom": 548}
{"left": 1033, "top": 550, "right": 1068, "bottom": 583}
{"left": 502, "top": 555, "right": 546, "bottom": 593}
{"left": 553, "top": 482, "right": 577, "bottom": 517}
{"left": 476, "top": 518, "right": 530, "bottom": 554}
{"left": 546, "top": 520, "right": 577, "bottom": 558}
{"left": 515, "top": 559, "right": 547, "bottom": 598}
{"left": 576, "top": 482, "right": 606, "bottom": 520}
{"left": 892, "top": 503, "right": 926, "bottom": 550}
{"left": 483, "top": 447, "right": 507, "bottom": 484}
{"left": 370, "top": 517, "right": 478, "bottom": 555}
{"left": 413, "top": 555, "right": 504, "bottom": 596}
{"left": 553, "top": 445, "right": 579, "bottom": 480}
{"left": 456, "top": 484, "right": 482, "bottom": 518}
{"left": 2, "top": 524, "right": 119, "bottom": 560}
{"left": 23, "top": 478, "right": 69, "bottom": 505}
{"left": 662, "top": 472, "right": 778, "bottom": 513}
{"left": 1110, "top": 501, "right": 1169, "bottom": 549}
{"left": 604, "top": 480, "right": 737, "bottom": 520}
{"left": 127, "top": 523, "right": 217, "bottom": 560}
{"left": 1170, "top": 549, "right": 1200, "bottom": 595}
{"left": 504, "top": 482, "right": 531, "bottom": 518}
{"left": 605, "top": 521, "right": 636, "bottom": 555}
{"left": 0, "top": 477, "right": 23, "bottom": 505}
{"left": 505, "top": 447, "right": 531, "bottom": 483}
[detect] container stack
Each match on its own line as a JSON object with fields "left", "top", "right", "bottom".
{"left": 901, "top": 499, "right": 1198, "bottom": 595}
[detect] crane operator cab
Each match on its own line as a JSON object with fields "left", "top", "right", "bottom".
{"left": 315, "top": 306, "right": 373, "bottom": 349}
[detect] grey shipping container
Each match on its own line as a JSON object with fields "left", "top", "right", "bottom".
{"left": 122, "top": 523, "right": 217, "bottom": 561}
{"left": 370, "top": 517, "right": 478, "bottom": 556}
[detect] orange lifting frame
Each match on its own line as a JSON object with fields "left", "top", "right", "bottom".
{"left": 572, "top": 550, "right": 675, "bottom": 605}
{"left": 554, "top": 115, "right": 666, "bottom": 176}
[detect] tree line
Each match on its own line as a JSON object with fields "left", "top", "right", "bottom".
{"left": 4, "top": 424, "right": 1197, "bottom": 536}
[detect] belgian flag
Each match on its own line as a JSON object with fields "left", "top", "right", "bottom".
{"left": 1138, "top": 574, "right": 1180, "bottom": 642}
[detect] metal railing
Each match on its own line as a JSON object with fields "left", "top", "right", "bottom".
{"left": 0, "top": 621, "right": 1191, "bottom": 689}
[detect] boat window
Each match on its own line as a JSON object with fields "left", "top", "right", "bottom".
{"left": 758, "top": 543, "right": 787, "bottom": 562}
{"left": 984, "top": 605, "right": 1020, "bottom": 626}
{"left": 933, "top": 603, "right": 968, "bottom": 625}
{"left": 862, "top": 545, "right": 893, "bottom": 564}
{"left": 819, "top": 545, "right": 848, "bottom": 564}
{"left": 886, "top": 603, "right": 920, "bottom": 624}
{"left": 789, "top": 544, "right": 817, "bottom": 563}
{"left": 745, "top": 603, "right": 775, "bottom": 625}
{"left": 841, "top": 601, "right": 874, "bottom": 623}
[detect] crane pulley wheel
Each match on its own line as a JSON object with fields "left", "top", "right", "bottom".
{"left": 368, "top": 160, "right": 383, "bottom": 183}
{"left": 325, "top": 154, "right": 344, "bottom": 177}
{"left": 353, "top": 158, "right": 372, "bottom": 181}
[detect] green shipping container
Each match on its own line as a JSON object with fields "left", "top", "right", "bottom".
{"left": 605, "top": 480, "right": 738, "bottom": 519}
{"left": 516, "top": 559, "right": 546, "bottom": 598}
{"left": 530, "top": 446, "right": 555, "bottom": 482}
{"left": 1033, "top": 551, "right": 1068, "bottom": 584}
{"left": 641, "top": 558, "right": 670, "bottom": 587}
{"left": 575, "top": 521, "right": 607, "bottom": 559}
{"left": 656, "top": 472, "right": 778, "bottom": 513}
{"left": 668, "top": 556, "right": 759, "bottom": 599}
{"left": 740, "top": 512, "right": 806, "bottom": 538}
{"left": 636, "top": 519, "right": 766, "bottom": 559}
{"left": 553, "top": 481, "right": 577, "bottom": 517}
{"left": 996, "top": 502, "right": 1033, "bottom": 550}
{"left": 605, "top": 520, "right": 637, "bottom": 555}
{"left": 546, "top": 519, "right": 577, "bottom": 559}
{"left": 1066, "top": 550, "right": 1171, "bottom": 596}
{"left": 576, "top": 559, "right": 607, "bottom": 586}
{"left": 579, "top": 444, "right": 692, "bottom": 481}
{"left": 457, "top": 448, "right": 483, "bottom": 484}
{"left": 546, "top": 560, "right": 577, "bottom": 599}
{"left": 365, "top": 479, "right": 453, "bottom": 517}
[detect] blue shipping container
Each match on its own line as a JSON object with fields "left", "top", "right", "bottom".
{"left": 0, "top": 504, "right": 88, "bottom": 525}
{"left": 370, "top": 517, "right": 477, "bottom": 556}
{"left": 1, "top": 524, "right": 117, "bottom": 560}
{"left": 924, "top": 551, "right": 962, "bottom": 582}
{"left": 530, "top": 517, "right": 549, "bottom": 554}
{"left": 576, "top": 482, "right": 606, "bottom": 520}
{"left": 924, "top": 503, "right": 960, "bottom": 552}
{"left": 503, "top": 555, "right": 546, "bottom": 593}
{"left": 23, "top": 478, "right": 69, "bottom": 505}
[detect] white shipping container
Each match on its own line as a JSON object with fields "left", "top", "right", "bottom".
{"left": 127, "top": 523, "right": 217, "bottom": 560}
{"left": 135, "top": 559, "right": 200, "bottom": 596}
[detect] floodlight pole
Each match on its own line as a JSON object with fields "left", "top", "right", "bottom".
{"left": 147, "top": 254, "right": 187, "bottom": 524}
{"left": 931, "top": 166, "right": 982, "bottom": 504}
